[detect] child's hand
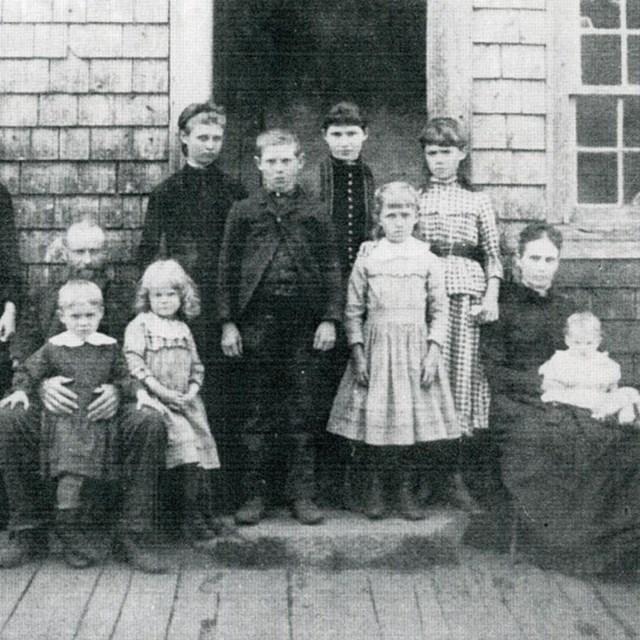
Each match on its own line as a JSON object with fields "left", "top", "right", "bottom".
{"left": 183, "top": 384, "right": 199, "bottom": 403}
{"left": 159, "top": 388, "right": 188, "bottom": 411}
{"left": 352, "top": 344, "right": 368, "bottom": 387}
{"left": 221, "top": 322, "right": 243, "bottom": 357}
{"left": 421, "top": 343, "right": 441, "bottom": 388}
{"left": 313, "top": 321, "right": 336, "bottom": 351}
{"left": 0, "top": 390, "right": 29, "bottom": 410}
{"left": 136, "top": 389, "right": 168, "bottom": 415}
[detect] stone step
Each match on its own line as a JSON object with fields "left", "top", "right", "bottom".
{"left": 206, "top": 508, "right": 469, "bottom": 569}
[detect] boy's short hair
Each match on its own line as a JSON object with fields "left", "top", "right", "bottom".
{"left": 565, "top": 311, "right": 601, "bottom": 337}
{"left": 57, "top": 279, "right": 103, "bottom": 311}
{"left": 322, "top": 102, "right": 367, "bottom": 132}
{"left": 255, "top": 129, "right": 302, "bottom": 158}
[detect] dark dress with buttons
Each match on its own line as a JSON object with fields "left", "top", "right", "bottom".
{"left": 482, "top": 282, "right": 640, "bottom": 573}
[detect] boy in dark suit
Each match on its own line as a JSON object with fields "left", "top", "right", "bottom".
{"left": 217, "top": 129, "right": 342, "bottom": 525}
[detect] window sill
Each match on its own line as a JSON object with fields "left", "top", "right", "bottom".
{"left": 561, "top": 207, "right": 640, "bottom": 258}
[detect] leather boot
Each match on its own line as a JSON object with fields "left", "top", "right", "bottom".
{"left": 55, "top": 509, "right": 94, "bottom": 569}
{"left": 365, "top": 470, "right": 386, "bottom": 520}
{"left": 0, "top": 528, "right": 47, "bottom": 569}
{"left": 399, "top": 478, "right": 426, "bottom": 521}
{"left": 292, "top": 499, "right": 324, "bottom": 525}
{"left": 117, "top": 531, "right": 169, "bottom": 574}
{"left": 448, "top": 472, "right": 484, "bottom": 514}
{"left": 182, "top": 466, "right": 216, "bottom": 544}
{"left": 234, "top": 496, "right": 266, "bottom": 525}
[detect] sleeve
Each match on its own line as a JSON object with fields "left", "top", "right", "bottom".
{"left": 0, "top": 184, "right": 24, "bottom": 311}
{"left": 425, "top": 254, "right": 449, "bottom": 346}
{"left": 185, "top": 326, "right": 205, "bottom": 387}
{"left": 608, "top": 358, "right": 621, "bottom": 391}
{"left": 481, "top": 308, "right": 541, "bottom": 396}
{"left": 344, "top": 247, "right": 368, "bottom": 346}
{"left": 123, "top": 317, "right": 154, "bottom": 382}
{"left": 539, "top": 354, "right": 568, "bottom": 392}
{"left": 136, "top": 189, "right": 165, "bottom": 270}
{"left": 216, "top": 206, "right": 243, "bottom": 324}
{"left": 11, "top": 343, "right": 52, "bottom": 394}
{"left": 110, "top": 347, "right": 141, "bottom": 400}
{"left": 317, "top": 214, "right": 344, "bottom": 323}
{"left": 9, "top": 288, "right": 48, "bottom": 364}
{"left": 477, "top": 194, "right": 503, "bottom": 281}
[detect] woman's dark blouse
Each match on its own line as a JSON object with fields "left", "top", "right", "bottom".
{"left": 481, "top": 282, "right": 577, "bottom": 401}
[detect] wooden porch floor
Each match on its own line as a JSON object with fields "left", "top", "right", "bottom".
{"left": 1, "top": 547, "right": 640, "bottom": 640}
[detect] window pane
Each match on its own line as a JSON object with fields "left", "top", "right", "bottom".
{"left": 629, "top": 0, "right": 640, "bottom": 28}
{"left": 580, "top": 0, "right": 620, "bottom": 27}
{"left": 624, "top": 153, "right": 640, "bottom": 203}
{"left": 578, "top": 152, "right": 618, "bottom": 203}
{"left": 629, "top": 35, "right": 640, "bottom": 84}
{"left": 624, "top": 97, "right": 640, "bottom": 146}
{"left": 582, "top": 35, "right": 621, "bottom": 84}
{"left": 576, "top": 96, "right": 617, "bottom": 146}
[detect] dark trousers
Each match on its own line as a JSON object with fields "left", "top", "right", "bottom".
{"left": 0, "top": 402, "right": 166, "bottom": 534}
{"left": 237, "top": 300, "right": 330, "bottom": 502}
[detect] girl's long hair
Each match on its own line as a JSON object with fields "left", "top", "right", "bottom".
{"left": 419, "top": 117, "right": 475, "bottom": 191}
{"left": 135, "top": 259, "right": 201, "bottom": 320}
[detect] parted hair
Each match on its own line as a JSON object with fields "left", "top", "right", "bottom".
{"left": 255, "top": 128, "right": 302, "bottom": 158}
{"left": 518, "top": 222, "right": 563, "bottom": 256}
{"left": 373, "top": 182, "right": 419, "bottom": 238}
{"left": 58, "top": 279, "right": 103, "bottom": 311}
{"left": 178, "top": 102, "right": 226, "bottom": 156}
{"left": 135, "top": 259, "right": 200, "bottom": 320}
{"left": 322, "top": 102, "right": 367, "bottom": 131}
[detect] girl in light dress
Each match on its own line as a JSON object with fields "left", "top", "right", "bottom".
{"left": 417, "top": 117, "right": 503, "bottom": 511}
{"left": 124, "top": 259, "right": 222, "bottom": 544}
{"left": 540, "top": 311, "right": 640, "bottom": 424}
{"left": 327, "top": 182, "right": 460, "bottom": 520}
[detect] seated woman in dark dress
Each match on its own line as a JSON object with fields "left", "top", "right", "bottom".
{"left": 482, "top": 222, "right": 640, "bottom": 575}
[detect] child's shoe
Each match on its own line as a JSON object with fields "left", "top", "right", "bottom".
{"left": 364, "top": 472, "right": 386, "bottom": 520}
{"left": 292, "top": 499, "right": 324, "bottom": 525}
{"left": 182, "top": 511, "right": 217, "bottom": 545}
{"left": 0, "top": 528, "right": 47, "bottom": 569}
{"left": 55, "top": 508, "right": 94, "bottom": 569}
{"left": 116, "top": 531, "right": 169, "bottom": 574}
{"left": 447, "top": 472, "right": 484, "bottom": 515}
{"left": 234, "top": 496, "right": 266, "bottom": 525}
{"left": 398, "top": 481, "right": 426, "bottom": 521}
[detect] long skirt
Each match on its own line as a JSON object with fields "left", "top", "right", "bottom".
{"left": 444, "top": 293, "right": 490, "bottom": 433}
{"left": 498, "top": 395, "right": 640, "bottom": 573}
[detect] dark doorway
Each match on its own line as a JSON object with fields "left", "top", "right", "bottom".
{"left": 214, "top": 0, "right": 427, "bottom": 191}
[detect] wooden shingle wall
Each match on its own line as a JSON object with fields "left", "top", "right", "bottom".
{"left": 471, "top": 0, "right": 549, "bottom": 223}
{"left": 0, "top": 0, "right": 171, "bottom": 285}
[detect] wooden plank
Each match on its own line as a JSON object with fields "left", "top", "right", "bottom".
{"left": 429, "top": 561, "right": 523, "bottom": 640}
{"left": 547, "top": 570, "right": 629, "bottom": 640}
{"left": 215, "top": 570, "right": 289, "bottom": 640}
{"left": 368, "top": 573, "right": 423, "bottom": 640}
{"left": 591, "top": 579, "right": 640, "bottom": 638}
{"left": 412, "top": 573, "right": 454, "bottom": 640}
{"left": 0, "top": 563, "right": 41, "bottom": 630}
{"left": 74, "top": 565, "right": 132, "bottom": 640}
{"left": 290, "top": 570, "right": 381, "bottom": 640}
{"left": 166, "top": 569, "right": 224, "bottom": 640}
{"left": 1, "top": 563, "right": 100, "bottom": 640}
{"left": 111, "top": 570, "right": 178, "bottom": 640}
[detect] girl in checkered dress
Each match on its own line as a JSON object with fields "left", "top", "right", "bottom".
{"left": 417, "top": 118, "right": 503, "bottom": 510}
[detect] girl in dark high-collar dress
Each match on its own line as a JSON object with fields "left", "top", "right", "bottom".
{"left": 482, "top": 222, "right": 640, "bottom": 575}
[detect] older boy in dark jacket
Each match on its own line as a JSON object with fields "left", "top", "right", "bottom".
{"left": 218, "top": 129, "right": 342, "bottom": 525}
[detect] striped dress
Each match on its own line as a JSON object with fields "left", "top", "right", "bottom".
{"left": 418, "top": 179, "right": 503, "bottom": 433}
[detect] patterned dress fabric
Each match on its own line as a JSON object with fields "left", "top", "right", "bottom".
{"left": 327, "top": 237, "right": 460, "bottom": 445}
{"left": 418, "top": 180, "right": 503, "bottom": 432}
{"left": 124, "top": 312, "right": 219, "bottom": 470}
{"left": 13, "top": 331, "right": 135, "bottom": 480}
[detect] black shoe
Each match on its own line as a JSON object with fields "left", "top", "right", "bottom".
{"left": 203, "top": 513, "right": 237, "bottom": 537}
{"left": 117, "top": 532, "right": 169, "bottom": 574}
{"left": 448, "top": 473, "right": 485, "bottom": 515}
{"left": 364, "top": 474, "right": 386, "bottom": 520}
{"left": 398, "top": 483, "right": 426, "bottom": 521}
{"left": 55, "top": 509, "right": 95, "bottom": 569}
{"left": 234, "top": 497, "right": 266, "bottom": 526}
{"left": 0, "top": 528, "right": 47, "bottom": 569}
{"left": 182, "top": 512, "right": 217, "bottom": 545}
{"left": 292, "top": 499, "right": 324, "bottom": 525}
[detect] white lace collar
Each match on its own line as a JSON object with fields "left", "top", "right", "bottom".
{"left": 49, "top": 331, "right": 117, "bottom": 347}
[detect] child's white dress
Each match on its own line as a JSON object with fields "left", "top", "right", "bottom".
{"left": 124, "top": 312, "right": 220, "bottom": 469}
{"left": 540, "top": 349, "right": 640, "bottom": 421}
{"left": 327, "top": 237, "right": 460, "bottom": 445}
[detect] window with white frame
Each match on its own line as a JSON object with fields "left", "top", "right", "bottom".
{"left": 576, "top": 0, "right": 640, "bottom": 206}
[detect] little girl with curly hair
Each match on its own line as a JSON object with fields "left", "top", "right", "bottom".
{"left": 124, "top": 259, "right": 221, "bottom": 543}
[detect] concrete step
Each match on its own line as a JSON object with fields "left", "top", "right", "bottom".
{"left": 206, "top": 508, "right": 469, "bottom": 569}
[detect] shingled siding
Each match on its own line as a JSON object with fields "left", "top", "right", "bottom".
{"left": 0, "top": 0, "right": 170, "bottom": 286}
